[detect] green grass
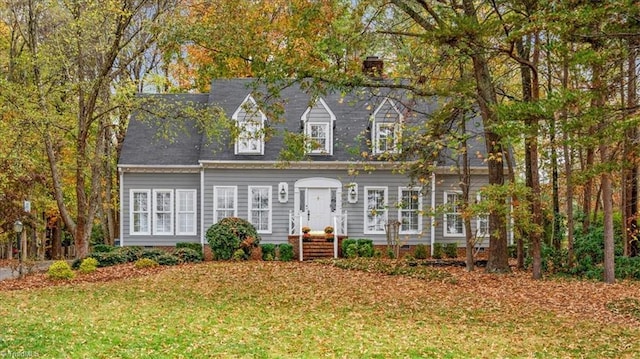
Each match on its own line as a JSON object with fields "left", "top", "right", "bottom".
{"left": 0, "top": 261, "right": 638, "bottom": 358}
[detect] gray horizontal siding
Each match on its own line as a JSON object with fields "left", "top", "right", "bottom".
{"left": 203, "top": 168, "right": 453, "bottom": 245}
{"left": 434, "top": 173, "right": 492, "bottom": 247}
{"left": 122, "top": 172, "right": 201, "bottom": 247}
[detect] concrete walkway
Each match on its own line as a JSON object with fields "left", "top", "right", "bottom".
{"left": 0, "top": 260, "right": 59, "bottom": 281}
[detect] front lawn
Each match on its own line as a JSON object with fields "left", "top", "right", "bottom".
{"left": 0, "top": 261, "right": 639, "bottom": 358}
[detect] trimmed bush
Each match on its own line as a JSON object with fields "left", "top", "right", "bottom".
{"left": 92, "top": 244, "right": 116, "bottom": 253}
{"left": 116, "top": 246, "right": 144, "bottom": 262}
{"left": 261, "top": 244, "right": 277, "bottom": 261}
{"left": 173, "top": 248, "right": 203, "bottom": 263}
{"left": 47, "top": 261, "right": 75, "bottom": 280}
{"left": 89, "top": 252, "right": 127, "bottom": 267}
{"left": 176, "top": 242, "right": 203, "bottom": 256}
{"left": 79, "top": 258, "right": 98, "bottom": 274}
{"left": 432, "top": 243, "right": 444, "bottom": 259}
{"left": 135, "top": 258, "right": 159, "bottom": 269}
{"left": 345, "top": 243, "right": 359, "bottom": 259}
{"left": 206, "top": 217, "right": 260, "bottom": 260}
{"left": 156, "top": 253, "right": 180, "bottom": 266}
{"left": 71, "top": 258, "right": 83, "bottom": 270}
{"left": 444, "top": 243, "right": 458, "bottom": 258}
{"left": 278, "top": 243, "right": 294, "bottom": 261}
{"left": 342, "top": 239, "right": 356, "bottom": 255}
{"left": 356, "top": 239, "right": 374, "bottom": 258}
{"left": 232, "top": 249, "right": 246, "bottom": 261}
{"left": 140, "top": 248, "right": 166, "bottom": 261}
{"left": 342, "top": 239, "right": 374, "bottom": 258}
{"left": 414, "top": 244, "right": 428, "bottom": 259}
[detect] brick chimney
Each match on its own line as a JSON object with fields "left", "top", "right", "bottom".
{"left": 362, "top": 56, "right": 383, "bottom": 78}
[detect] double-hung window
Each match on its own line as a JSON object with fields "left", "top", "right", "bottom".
{"left": 375, "top": 123, "right": 400, "bottom": 154}
{"left": 248, "top": 186, "right": 272, "bottom": 233}
{"left": 176, "top": 190, "right": 197, "bottom": 235}
{"left": 365, "top": 187, "right": 388, "bottom": 234}
{"left": 214, "top": 186, "right": 237, "bottom": 223}
{"left": 444, "top": 191, "right": 464, "bottom": 236}
{"left": 371, "top": 98, "right": 403, "bottom": 154}
{"left": 153, "top": 190, "right": 173, "bottom": 235}
{"left": 476, "top": 192, "right": 489, "bottom": 237}
{"left": 398, "top": 187, "right": 422, "bottom": 233}
{"left": 130, "top": 190, "right": 150, "bottom": 235}
{"left": 306, "top": 123, "right": 330, "bottom": 154}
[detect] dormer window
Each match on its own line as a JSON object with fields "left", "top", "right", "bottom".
{"left": 302, "top": 97, "right": 335, "bottom": 155}
{"left": 371, "top": 98, "right": 403, "bottom": 154}
{"left": 234, "top": 94, "right": 266, "bottom": 155}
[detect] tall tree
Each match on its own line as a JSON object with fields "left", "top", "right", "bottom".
{"left": 3, "top": 0, "right": 177, "bottom": 258}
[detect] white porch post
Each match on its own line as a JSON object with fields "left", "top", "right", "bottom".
{"left": 430, "top": 168, "right": 436, "bottom": 257}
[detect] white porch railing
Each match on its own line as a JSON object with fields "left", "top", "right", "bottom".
{"left": 289, "top": 210, "right": 347, "bottom": 260}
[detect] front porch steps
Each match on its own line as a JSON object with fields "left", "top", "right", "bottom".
{"left": 288, "top": 235, "right": 345, "bottom": 260}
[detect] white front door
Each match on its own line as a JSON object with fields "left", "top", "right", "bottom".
{"left": 307, "top": 188, "right": 332, "bottom": 230}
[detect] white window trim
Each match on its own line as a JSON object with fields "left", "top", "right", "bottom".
{"left": 364, "top": 186, "right": 388, "bottom": 234}
{"left": 476, "top": 192, "right": 489, "bottom": 238}
{"left": 301, "top": 98, "right": 335, "bottom": 155}
{"left": 248, "top": 186, "right": 272, "bottom": 234}
{"left": 398, "top": 187, "right": 423, "bottom": 234}
{"left": 153, "top": 189, "right": 174, "bottom": 235}
{"left": 130, "top": 189, "right": 151, "bottom": 236}
{"left": 371, "top": 97, "right": 404, "bottom": 155}
{"left": 233, "top": 94, "right": 266, "bottom": 155}
{"left": 305, "top": 122, "right": 332, "bottom": 155}
{"left": 176, "top": 189, "right": 198, "bottom": 236}
{"left": 374, "top": 122, "right": 401, "bottom": 154}
{"left": 213, "top": 186, "right": 238, "bottom": 223}
{"left": 443, "top": 191, "right": 464, "bottom": 237}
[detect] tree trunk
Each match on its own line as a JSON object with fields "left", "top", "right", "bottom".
{"left": 461, "top": 0, "right": 509, "bottom": 273}
{"left": 624, "top": 42, "right": 639, "bottom": 257}
{"left": 601, "top": 144, "right": 615, "bottom": 284}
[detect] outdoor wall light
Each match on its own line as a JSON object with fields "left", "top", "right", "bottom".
{"left": 348, "top": 183, "right": 358, "bottom": 203}
{"left": 278, "top": 182, "right": 289, "bottom": 203}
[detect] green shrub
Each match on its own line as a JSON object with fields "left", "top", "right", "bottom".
{"left": 356, "top": 239, "right": 374, "bottom": 258}
{"left": 176, "top": 242, "right": 203, "bottom": 256}
{"left": 90, "top": 224, "right": 105, "bottom": 246}
{"left": 345, "top": 243, "right": 359, "bottom": 259}
{"left": 232, "top": 248, "right": 246, "bottom": 261}
{"left": 444, "top": 243, "right": 458, "bottom": 258}
{"left": 342, "top": 239, "right": 356, "bottom": 255}
{"left": 206, "top": 217, "right": 260, "bottom": 260}
{"left": 414, "top": 244, "right": 428, "bottom": 259}
{"left": 89, "top": 252, "right": 127, "bottom": 267}
{"left": 71, "top": 258, "right": 83, "bottom": 270}
{"left": 278, "top": 243, "right": 294, "bottom": 261}
{"left": 134, "top": 258, "right": 159, "bottom": 269}
{"left": 615, "top": 256, "right": 640, "bottom": 280}
{"left": 261, "top": 244, "right": 277, "bottom": 261}
{"left": 156, "top": 253, "right": 180, "bottom": 266}
{"left": 116, "top": 246, "right": 144, "bottom": 262}
{"left": 47, "top": 261, "right": 75, "bottom": 280}
{"left": 341, "top": 239, "right": 374, "bottom": 258}
{"left": 79, "top": 258, "right": 98, "bottom": 274}
{"left": 173, "top": 248, "right": 203, "bottom": 263}
{"left": 432, "top": 243, "right": 444, "bottom": 259}
{"left": 92, "top": 244, "right": 115, "bottom": 253}
{"left": 140, "top": 248, "right": 166, "bottom": 261}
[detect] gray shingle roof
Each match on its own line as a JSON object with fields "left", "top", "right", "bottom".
{"left": 119, "top": 94, "right": 209, "bottom": 166}
{"left": 118, "top": 80, "right": 488, "bottom": 167}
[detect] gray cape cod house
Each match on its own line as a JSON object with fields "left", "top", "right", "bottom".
{"left": 118, "top": 78, "right": 494, "bottom": 258}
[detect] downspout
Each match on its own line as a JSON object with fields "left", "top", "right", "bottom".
{"left": 200, "top": 164, "right": 205, "bottom": 249}
{"left": 430, "top": 166, "right": 436, "bottom": 257}
{"left": 119, "top": 168, "right": 124, "bottom": 247}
